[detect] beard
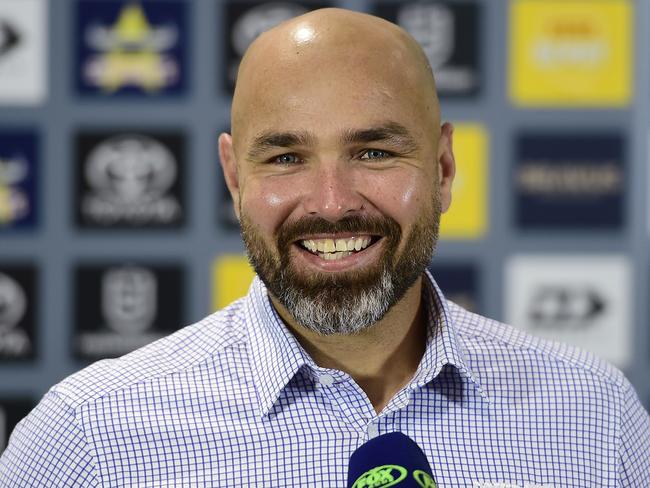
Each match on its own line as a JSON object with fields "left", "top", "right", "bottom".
{"left": 240, "top": 196, "right": 441, "bottom": 336}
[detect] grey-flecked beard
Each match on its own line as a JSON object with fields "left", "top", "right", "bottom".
{"left": 273, "top": 267, "right": 394, "bottom": 335}
{"left": 240, "top": 203, "right": 440, "bottom": 336}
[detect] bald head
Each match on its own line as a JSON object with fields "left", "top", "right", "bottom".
{"left": 231, "top": 8, "right": 440, "bottom": 143}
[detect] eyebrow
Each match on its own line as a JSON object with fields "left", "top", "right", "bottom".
{"left": 247, "top": 131, "right": 315, "bottom": 160}
{"left": 341, "top": 122, "right": 419, "bottom": 152}
{"left": 246, "top": 121, "right": 419, "bottom": 161}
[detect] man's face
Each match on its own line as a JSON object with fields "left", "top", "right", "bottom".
{"left": 221, "top": 27, "right": 453, "bottom": 334}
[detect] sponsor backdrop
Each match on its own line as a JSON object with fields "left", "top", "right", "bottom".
{"left": 0, "top": 0, "right": 649, "bottom": 450}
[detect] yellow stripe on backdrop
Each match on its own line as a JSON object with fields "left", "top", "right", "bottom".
{"left": 212, "top": 255, "right": 255, "bottom": 311}
{"left": 439, "top": 124, "right": 488, "bottom": 240}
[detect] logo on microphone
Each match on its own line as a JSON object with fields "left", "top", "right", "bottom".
{"left": 351, "top": 465, "right": 407, "bottom": 488}
{"left": 351, "top": 464, "right": 437, "bottom": 488}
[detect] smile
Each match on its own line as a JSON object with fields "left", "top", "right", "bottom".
{"left": 298, "top": 236, "right": 376, "bottom": 261}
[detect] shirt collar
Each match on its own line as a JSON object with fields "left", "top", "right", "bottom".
{"left": 412, "top": 270, "right": 490, "bottom": 404}
{"left": 246, "top": 271, "right": 489, "bottom": 418}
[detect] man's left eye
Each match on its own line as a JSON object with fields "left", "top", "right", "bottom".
{"left": 359, "top": 149, "right": 389, "bottom": 160}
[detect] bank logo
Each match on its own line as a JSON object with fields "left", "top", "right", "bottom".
{"left": 439, "top": 124, "right": 488, "bottom": 239}
{"left": 505, "top": 255, "right": 632, "bottom": 368}
{"left": 509, "top": 0, "right": 631, "bottom": 106}
{"left": 223, "top": 2, "right": 328, "bottom": 91}
{"left": 0, "top": 266, "right": 35, "bottom": 361}
{"left": 76, "top": 132, "right": 184, "bottom": 228}
{"left": 0, "top": 0, "right": 47, "bottom": 104}
{"left": 76, "top": 0, "right": 187, "bottom": 96}
{"left": 514, "top": 133, "right": 624, "bottom": 230}
{"left": 0, "top": 398, "right": 35, "bottom": 453}
{"left": 74, "top": 263, "right": 183, "bottom": 359}
{"left": 0, "top": 131, "right": 38, "bottom": 229}
{"left": 212, "top": 255, "right": 256, "bottom": 310}
{"left": 375, "top": 1, "right": 480, "bottom": 97}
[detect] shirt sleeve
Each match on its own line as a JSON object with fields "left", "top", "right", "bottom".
{"left": 618, "top": 380, "right": 650, "bottom": 487}
{"left": 0, "top": 391, "right": 98, "bottom": 487}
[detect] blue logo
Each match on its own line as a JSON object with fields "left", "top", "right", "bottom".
{"left": 76, "top": 0, "right": 187, "bottom": 97}
{"left": 0, "top": 131, "right": 37, "bottom": 229}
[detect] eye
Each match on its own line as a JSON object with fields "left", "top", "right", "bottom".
{"left": 359, "top": 149, "right": 390, "bottom": 160}
{"left": 271, "top": 153, "right": 302, "bottom": 165}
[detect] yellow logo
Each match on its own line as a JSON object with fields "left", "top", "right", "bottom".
{"left": 440, "top": 124, "right": 488, "bottom": 240}
{"left": 509, "top": 0, "right": 632, "bottom": 106}
{"left": 211, "top": 255, "right": 255, "bottom": 310}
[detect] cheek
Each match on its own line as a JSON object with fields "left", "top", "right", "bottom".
{"left": 241, "top": 179, "right": 300, "bottom": 233}
{"left": 365, "top": 171, "right": 432, "bottom": 220}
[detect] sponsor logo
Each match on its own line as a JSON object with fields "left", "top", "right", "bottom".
{"left": 514, "top": 133, "right": 624, "bottom": 229}
{"left": 77, "top": 0, "right": 186, "bottom": 95}
{"left": 74, "top": 264, "right": 183, "bottom": 359}
{"left": 376, "top": 2, "right": 480, "bottom": 96}
{"left": 0, "top": 20, "right": 20, "bottom": 58}
{"left": 505, "top": 255, "right": 632, "bottom": 368}
{"left": 528, "top": 286, "right": 605, "bottom": 329}
{"left": 102, "top": 267, "right": 157, "bottom": 335}
{"left": 0, "top": 0, "right": 47, "bottom": 104}
{"left": 351, "top": 465, "right": 408, "bottom": 488}
{"left": 510, "top": 0, "right": 631, "bottom": 106}
{"left": 76, "top": 132, "right": 184, "bottom": 228}
{"left": 224, "top": 2, "right": 326, "bottom": 91}
{"left": 0, "top": 267, "right": 35, "bottom": 360}
{"left": 0, "top": 131, "right": 37, "bottom": 228}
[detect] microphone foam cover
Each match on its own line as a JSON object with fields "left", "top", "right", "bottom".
{"left": 346, "top": 432, "right": 437, "bottom": 487}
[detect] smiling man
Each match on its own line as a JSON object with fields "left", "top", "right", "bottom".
{"left": 1, "top": 8, "right": 649, "bottom": 488}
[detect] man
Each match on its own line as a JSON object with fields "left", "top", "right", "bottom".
{"left": 1, "top": 8, "right": 648, "bottom": 487}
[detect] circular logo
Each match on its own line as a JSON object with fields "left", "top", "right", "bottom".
{"left": 0, "top": 273, "right": 26, "bottom": 333}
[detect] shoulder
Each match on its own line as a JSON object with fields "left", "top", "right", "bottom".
{"left": 446, "top": 300, "right": 629, "bottom": 394}
{"left": 52, "top": 298, "right": 250, "bottom": 411}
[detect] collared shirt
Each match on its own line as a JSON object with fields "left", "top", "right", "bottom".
{"left": 1, "top": 272, "right": 648, "bottom": 487}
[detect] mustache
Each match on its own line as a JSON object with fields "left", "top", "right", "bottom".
{"left": 277, "top": 215, "right": 401, "bottom": 248}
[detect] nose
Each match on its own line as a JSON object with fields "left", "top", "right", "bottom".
{"left": 302, "top": 163, "right": 364, "bottom": 221}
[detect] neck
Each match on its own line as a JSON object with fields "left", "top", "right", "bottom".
{"left": 270, "top": 276, "right": 428, "bottom": 414}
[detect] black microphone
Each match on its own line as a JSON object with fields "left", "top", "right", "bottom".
{"left": 346, "top": 432, "right": 437, "bottom": 487}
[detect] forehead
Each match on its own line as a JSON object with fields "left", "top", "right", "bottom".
{"left": 232, "top": 33, "right": 438, "bottom": 147}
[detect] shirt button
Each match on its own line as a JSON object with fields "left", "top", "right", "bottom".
{"left": 319, "top": 374, "right": 335, "bottom": 387}
{"left": 367, "top": 422, "right": 379, "bottom": 439}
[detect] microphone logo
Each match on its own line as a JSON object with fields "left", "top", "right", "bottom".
{"left": 351, "top": 464, "right": 407, "bottom": 488}
{"left": 413, "top": 469, "right": 437, "bottom": 488}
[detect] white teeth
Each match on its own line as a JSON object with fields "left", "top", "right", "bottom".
{"left": 300, "top": 236, "right": 374, "bottom": 257}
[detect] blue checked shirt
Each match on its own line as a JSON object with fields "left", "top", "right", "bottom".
{"left": 1, "top": 272, "right": 649, "bottom": 487}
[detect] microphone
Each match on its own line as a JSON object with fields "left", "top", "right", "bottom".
{"left": 346, "top": 432, "right": 437, "bottom": 487}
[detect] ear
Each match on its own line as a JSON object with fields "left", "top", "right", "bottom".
{"left": 437, "top": 122, "right": 456, "bottom": 213}
{"left": 218, "top": 132, "right": 241, "bottom": 220}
